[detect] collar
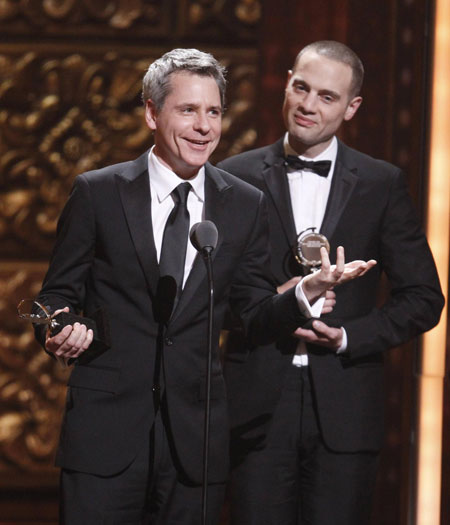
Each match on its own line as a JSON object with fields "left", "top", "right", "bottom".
{"left": 283, "top": 134, "right": 338, "bottom": 163}
{"left": 283, "top": 134, "right": 337, "bottom": 179}
{"left": 147, "top": 146, "right": 205, "bottom": 203}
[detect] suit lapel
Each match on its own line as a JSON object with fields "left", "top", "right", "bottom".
{"left": 170, "top": 163, "right": 230, "bottom": 324}
{"left": 320, "top": 140, "right": 359, "bottom": 241}
{"left": 116, "top": 151, "right": 159, "bottom": 298}
{"left": 261, "top": 140, "right": 297, "bottom": 247}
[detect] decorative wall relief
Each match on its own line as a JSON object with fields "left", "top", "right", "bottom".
{"left": 0, "top": 264, "right": 68, "bottom": 474}
{"left": 179, "top": 0, "right": 261, "bottom": 40}
{"left": 0, "top": 0, "right": 171, "bottom": 37}
{"left": 0, "top": 49, "right": 152, "bottom": 258}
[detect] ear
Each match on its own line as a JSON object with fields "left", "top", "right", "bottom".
{"left": 144, "top": 99, "right": 158, "bottom": 131}
{"left": 344, "top": 96, "right": 362, "bottom": 121}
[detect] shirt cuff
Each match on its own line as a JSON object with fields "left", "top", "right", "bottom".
{"left": 336, "top": 327, "right": 348, "bottom": 353}
{"left": 295, "top": 279, "right": 325, "bottom": 318}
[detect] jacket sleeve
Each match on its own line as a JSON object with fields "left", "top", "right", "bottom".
{"left": 342, "top": 170, "right": 444, "bottom": 359}
{"left": 228, "top": 191, "right": 307, "bottom": 347}
{"left": 34, "top": 174, "right": 96, "bottom": 347}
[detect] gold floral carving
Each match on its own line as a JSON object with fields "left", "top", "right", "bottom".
{"left": 213, "top": 61, "right": 258, "bottom": 161}
{"left": 0, "top": 50, "right": 152, "bottom": 258}
{"left": 182, "top": 0, "right": 260, "bottom": 38}
{"left": 0, "top": 264, "right": 69, "bottom": 475}
{"left": 0, "top": 0, "right": 163, "bottom": 31}
{"left": 235, "top": 0, "right": 262, "bottom": 24}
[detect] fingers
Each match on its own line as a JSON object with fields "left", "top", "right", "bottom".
{"left": 46, "top": 323, "right": 93, "bottom": 360}
{"left": 321, "top": 290, "right": 336, "bottom": 314}
{"left": 357, "top": 259, "right": 377, "bottom": 276}
{"left": 325, "top": 290, "right": 336, "bottom": 300}
{"left": 53, "top": 306, "right": 70, "bottom": 316}
{"left": 293, "top": 321, "right": 343, "bottom": 349}
{"left": 321, "top": 246, "right": 344, "bottom": 282}
{"left": 320, "top": 246, "right": 331, "bottom": 273}
{"left": 334, "top": 246, "right": 345, "bottom": 276}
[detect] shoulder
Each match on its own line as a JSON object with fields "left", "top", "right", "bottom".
{"left": 76, "top": 158, "right": 139, "bottom": 185}
{"left": 338, "top": 141, "right": 401, "bottom": 178}
{"left": 217, "top": 140, "right": 283, "bottom": 175}
{"left": 209, "top": 163, "right": 265, "bottom": 202}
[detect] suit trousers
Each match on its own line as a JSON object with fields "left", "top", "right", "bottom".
{"left": 60, "top": 401, "right": 226, "bottom": 525}
{"left": 229, "top": 365, "right": 379, "bottom": 525}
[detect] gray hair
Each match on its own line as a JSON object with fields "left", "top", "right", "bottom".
{"left": 142, "top": 48, "right": 227, "bottom": 111}
{"left": 294, "top": 41, "right": 364, "bottom": 98}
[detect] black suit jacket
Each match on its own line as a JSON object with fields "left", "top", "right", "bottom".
{"left": 36, "top": 151, "right": 308, "bottom": 483}
{"left": 218, "top": 138, "right": 444, "bottom": 455}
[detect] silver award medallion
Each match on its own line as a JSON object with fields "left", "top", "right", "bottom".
{"left": 293, "top": 228, "right": 330, "bottom": 273}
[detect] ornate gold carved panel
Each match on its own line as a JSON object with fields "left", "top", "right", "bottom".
{"left": 178, "top": 0, "right": 261, "bottom": 39}
{"left": 0, "top": 47, "right": 152, "bottom": 258}
{"left": 0, "top": 0, "right": 171, "bottom": 38}
{"left": 0, "top": 263, "right": 68, "bottom": 485}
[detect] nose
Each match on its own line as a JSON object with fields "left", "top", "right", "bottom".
{"left": 299, "top": 92, "right": 317, "bottom": 114}
{"left": 194, "top": 111, "right": 210, "bottom": 134}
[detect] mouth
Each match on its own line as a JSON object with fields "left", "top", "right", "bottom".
{"left": 185, "top": 138, "right": 210, "bottom": 148}
{"left": 293, "top": 114, "right": 315, "bottom": 127}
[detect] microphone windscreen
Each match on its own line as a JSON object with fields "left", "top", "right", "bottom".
{"left": 153, "top": 275, "right": 177, "bottom": 324}
{"left": 190, "top": 221, "right": 218, "bottom": 252}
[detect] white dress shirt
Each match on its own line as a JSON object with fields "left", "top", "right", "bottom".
{"left": 284, "top": 135, "right": 346, "bottom": 365}
{"left": 148, "top": 147, "right": 204, "bottom": 288}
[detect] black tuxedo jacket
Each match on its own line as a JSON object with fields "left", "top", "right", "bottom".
{"left": 218, "top": 138, "right": 444, "bottom": 454}
{"left": 36, "top": 151, "right": 308, "bottom": 484}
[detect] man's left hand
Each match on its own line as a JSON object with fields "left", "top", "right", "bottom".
{"left": 293, "top": 319, "right": 343, "bottom": 350}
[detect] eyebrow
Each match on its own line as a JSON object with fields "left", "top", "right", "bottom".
{"left": 176, "top": 102, "right": 222, "bottom": 111}
{"left": 292, "top": 79, "right": 341, "bottom": 100}
{"left": 319, "top": 89, "right": 341, "bottom": 100}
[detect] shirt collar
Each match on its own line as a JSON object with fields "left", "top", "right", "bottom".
{"left": 283, "top": 133, "right": 338, "bottom": 163}
{"left": 148, "top": 146, "right": 205, "bottom": 203}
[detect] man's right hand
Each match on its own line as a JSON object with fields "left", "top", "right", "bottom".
{"left": 302, "top": 246, "right": 376, "bottom": 304}
{"left": 45, "top": 307, "right": 93, "bottom": 361}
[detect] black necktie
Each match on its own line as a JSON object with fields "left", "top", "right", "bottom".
{"left": 284, "top": 155, "right": 331, "bottom": 178}
{"left": 159, "top": 182, "right": 191, "bottom": 300}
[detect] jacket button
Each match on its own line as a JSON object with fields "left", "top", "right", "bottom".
{"left": 165, "top": 338, "right": 173, "bottom": 346}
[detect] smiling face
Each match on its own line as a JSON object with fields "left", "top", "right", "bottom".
{"left": 145, "top": 71, "right": 222, "bottom": 179}
{"left": 282, "top": 50, "right": 362, "bottom": 158}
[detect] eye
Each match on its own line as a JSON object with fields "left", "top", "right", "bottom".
{"left": 321, "top": 93, "right": 337, "bottom": 103}
{"left": 209, "top": 108, "right": 221, "bottom": 117}
{"left": 293, "top": 83, "right": 307, "bottom": 93}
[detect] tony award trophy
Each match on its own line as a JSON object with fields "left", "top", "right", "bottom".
{"left": 17, "top": 299, "right": 110, "bottom": 363}
{"left": 293, "top": 227, "right": 330, "bottom": 274}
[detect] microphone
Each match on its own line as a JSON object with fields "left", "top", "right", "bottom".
{"left": 189, "top": 220, "right": 218, "bottom": 525}
{"left": 153, "top": 275, "right": 177, "bottom": 324}
{"left": 190, "top": 221, "right": 218, "bottom": 256}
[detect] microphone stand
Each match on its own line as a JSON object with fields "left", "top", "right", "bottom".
{"left": 201, "top": 246, "right": 214, "bottom": 525}
{"left": 189, "top": 220, "right": 218, "bottom": 525}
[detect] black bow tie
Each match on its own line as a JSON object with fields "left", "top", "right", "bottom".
{"left": 284, "top": 155, "right": 331, "bottom": 178}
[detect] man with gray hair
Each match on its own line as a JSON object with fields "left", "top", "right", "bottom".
{"left": 218, "top": 40, "right": 443, "bottom": 524}
{"left": 34, "top": 47, "right": 373, "bottom": 524}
